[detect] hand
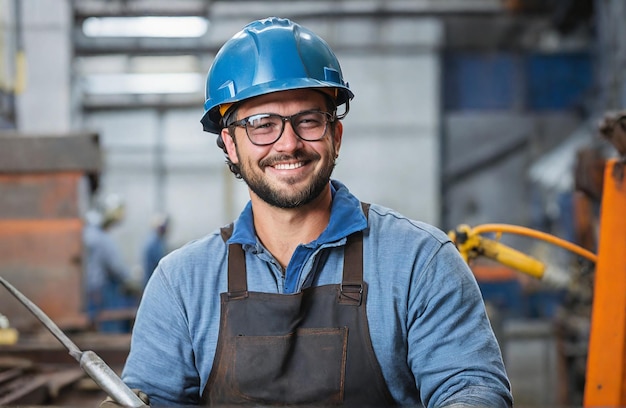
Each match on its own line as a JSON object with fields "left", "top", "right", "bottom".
{"left": 99, "top": 389, "right": 150, "bottom": 407}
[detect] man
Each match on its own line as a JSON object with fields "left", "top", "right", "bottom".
{"left": 83, "top": 193, "right": 138, "bottom": 333}
{"left": 111, "top": 17, "right": 513, "bottom": 407}
{"left": 141, "top": 213, "right": 170, "bottom": 288}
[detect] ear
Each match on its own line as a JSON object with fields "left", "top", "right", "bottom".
{"left": 221, "top": 129, "right": 239, "bottom": 164}
{"left": 333, "top": 121, "right": 343, "bottom": 154}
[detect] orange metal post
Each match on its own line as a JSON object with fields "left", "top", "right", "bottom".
{"left": 584, "top": 159, "right": 626, "bottom": 407}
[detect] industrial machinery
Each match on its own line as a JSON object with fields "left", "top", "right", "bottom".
{"left": 449, "top": 109, "right": 626, "bottom": 407}
{"left": 448, "top": 222, "right": 597, "bottom": 287}
{"left": 583, "top": 110, "right": 626, "bottom": 407}
{"left": 0, "top": 132, "right": 135, "bottom": 405}
{"left": 448, "top": 221, "right": 597, "bottom": 405}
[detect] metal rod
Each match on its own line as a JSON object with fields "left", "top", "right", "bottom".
{"left": 0, "top": 276, "right": 82, "bottom": 360}
{"left": 0, "top": 275, "right": 147, "bottom": 407}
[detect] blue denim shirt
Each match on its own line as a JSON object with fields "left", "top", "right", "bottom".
{"left": 122, "top": 180, "right": 513, "bottom": 407}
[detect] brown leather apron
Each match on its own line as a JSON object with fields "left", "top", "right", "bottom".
{"left": 202, "top": 205, "right": 395, "bottom": 406}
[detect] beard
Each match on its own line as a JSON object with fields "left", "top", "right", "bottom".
{"left": 238, "top": 147, "right": 336, "bottom": 209}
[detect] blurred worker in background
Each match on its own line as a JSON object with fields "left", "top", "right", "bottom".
{"left": 141, "top": 213, "right": 170, "bottom": 288}
{"left": 83, "top": 193, "right": 139, "bottom": 333}
{"left": 105, "top": 17, "right": 512, "bottom": 407}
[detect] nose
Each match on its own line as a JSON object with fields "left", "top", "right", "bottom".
{"left": 272, "top": 120, "right": 302, "bottom": 151}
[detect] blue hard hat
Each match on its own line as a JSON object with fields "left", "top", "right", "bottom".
{"left": 200, "top": 17, "right": 354, "bottom": 134}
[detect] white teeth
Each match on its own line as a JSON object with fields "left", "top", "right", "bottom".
{"left": 274, "top": 162, "right": 303, "bottom": 170}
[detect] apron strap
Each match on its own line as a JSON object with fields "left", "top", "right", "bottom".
{"left": 340, "top": 202, "right": 370, "bottom": 305}
{"left": 220, "top": 202, "right": 371, "bottom": 302}
{"left": 220, "top": 224, "right": 249, "bottom": 299}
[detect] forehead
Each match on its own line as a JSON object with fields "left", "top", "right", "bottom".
{"left": 238, "top": 89, "right": 327, "bottom": 115}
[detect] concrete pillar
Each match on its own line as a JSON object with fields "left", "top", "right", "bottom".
{"left": 15, "top": 0, "right": 72, "bottom": 133}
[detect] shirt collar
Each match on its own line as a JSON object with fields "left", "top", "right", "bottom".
{"left": 228, "top": 179, "right": 367, "bottom": 247}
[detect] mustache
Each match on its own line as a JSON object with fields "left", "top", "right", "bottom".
{"left": 259, "top": 151, "right": 321, "bottom": 168}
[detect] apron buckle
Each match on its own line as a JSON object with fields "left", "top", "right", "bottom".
{"left": 339, "top": 282, "right": 363, "bottom": 305}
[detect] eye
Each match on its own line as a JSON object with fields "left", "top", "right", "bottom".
{"left": 252, "top": 121, "right": 274, "bottom": 130}
{"left": 295, "top": 112, "right": 324, "bottom": 128}
{"left": 247, "top": 114, "right": 277, "bottom": 129}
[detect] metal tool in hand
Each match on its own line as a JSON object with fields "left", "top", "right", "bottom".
{"left": 0, "top": 276, "right": 147, "bottom": 407}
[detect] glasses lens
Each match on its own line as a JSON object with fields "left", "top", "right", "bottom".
{"left": 245, "top": 114, "right": 282, "bottom": 145}
{"left": 241, "top": 111, "right": 331, "bottom": 145}
{"left": 292, "top": 111, "right": 329, "bottom": 141}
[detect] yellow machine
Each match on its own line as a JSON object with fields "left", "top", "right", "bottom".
{"left": 449, "top": 108, "right": 626, "bottom": 406}
{"left": 448, "top": 223, "right": 597, "bottom": 285}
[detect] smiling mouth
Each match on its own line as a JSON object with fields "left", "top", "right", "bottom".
{"left": 273, "top": 162, "right": 305, "bottom": 170}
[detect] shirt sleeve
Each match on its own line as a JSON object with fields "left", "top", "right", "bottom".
{"left": 407, "top": 241, "right": 513, "bottom": 408}
{"left": 121, "top": 266, "right": 201, "bottom": 406}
